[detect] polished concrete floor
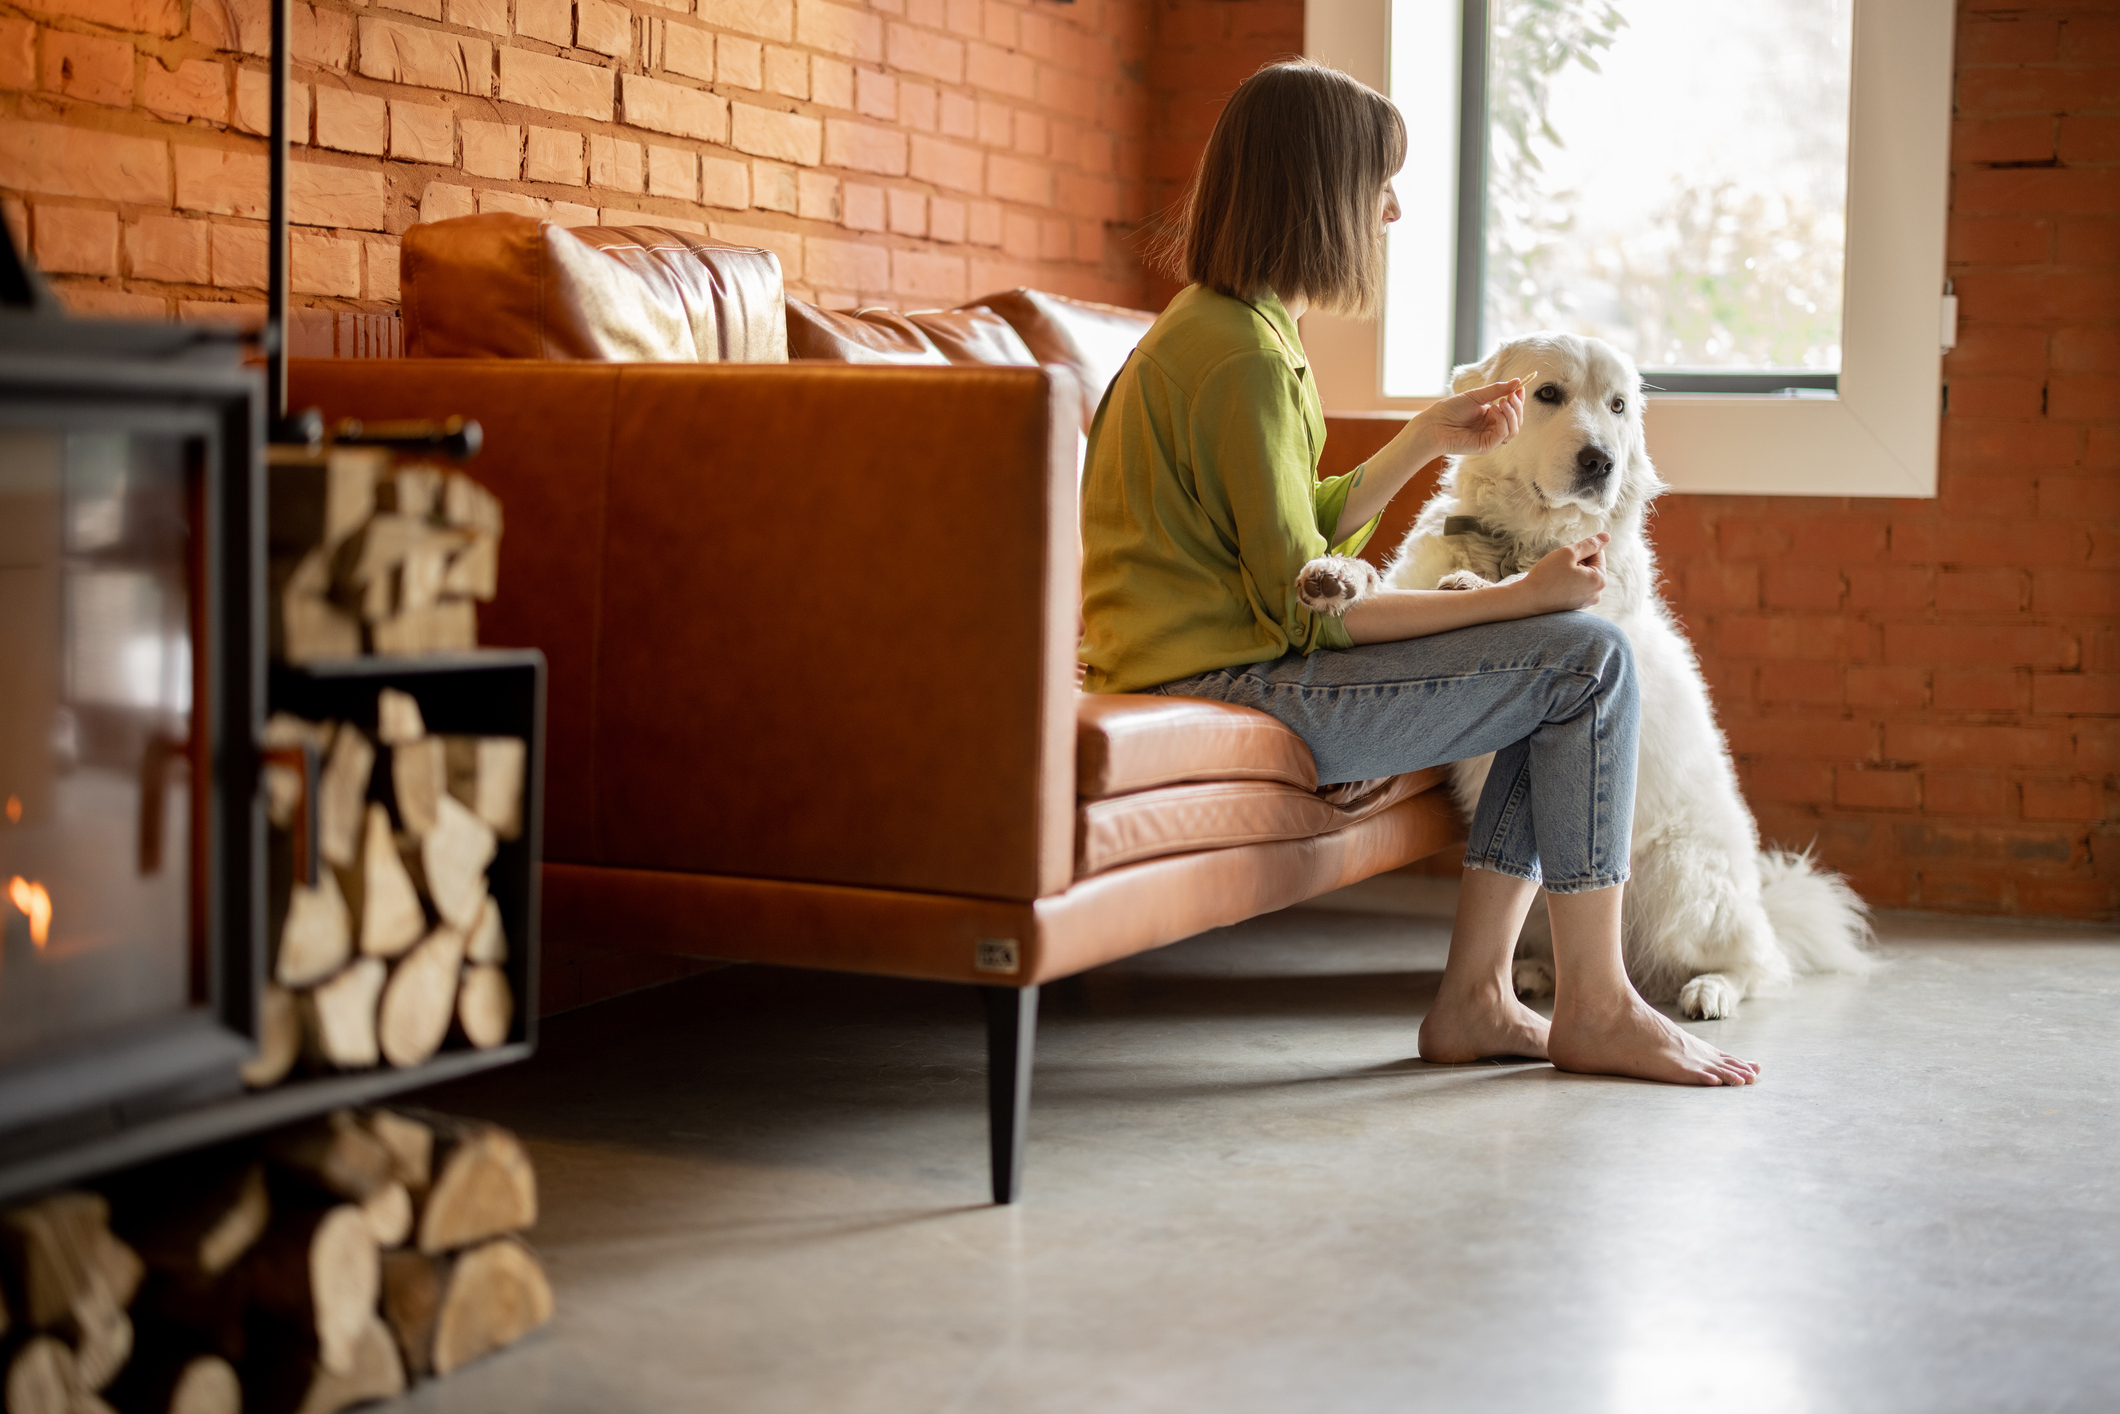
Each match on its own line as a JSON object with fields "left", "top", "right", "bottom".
{"left": 401, "top": 891, "right": 2120, "bottom": 1414}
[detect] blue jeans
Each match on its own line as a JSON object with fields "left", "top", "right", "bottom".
{"left": 1150, "top": 612, "right": 1639, "bottom": 893}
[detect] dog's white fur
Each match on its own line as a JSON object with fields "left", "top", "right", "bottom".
{"left": 1384, "top": 333, "right": 1872, "bottom": 1018}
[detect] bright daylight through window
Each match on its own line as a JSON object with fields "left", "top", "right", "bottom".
{"left": 1383, "top": 0, "right": 1857, "bottom": 398}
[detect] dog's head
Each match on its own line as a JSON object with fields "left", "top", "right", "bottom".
{"left": 1450, "top": 333, "right": 1666, "bottom": 525}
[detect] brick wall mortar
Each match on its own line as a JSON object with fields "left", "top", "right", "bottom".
{"left": 0, "top": 0, "right": 1155, "bottom": 322}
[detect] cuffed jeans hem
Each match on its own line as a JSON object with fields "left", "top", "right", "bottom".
{"left": 1461, "top": 856, "right": 1543, "bottom": 885}
{"left": 1538, "top": 869, "right": 1631, "bottom": 895}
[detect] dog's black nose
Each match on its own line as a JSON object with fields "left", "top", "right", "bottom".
{"left": 1576, "top": 445, "right": 1615, "bottom": 479}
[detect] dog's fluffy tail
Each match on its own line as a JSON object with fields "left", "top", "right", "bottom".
{"left": 1759, "top": 846, "right": 1874, "bottom": 976}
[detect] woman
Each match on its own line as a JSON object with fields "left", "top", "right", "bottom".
{"left": 1080, "top": 61, "right": 1757, "bottom": 1086}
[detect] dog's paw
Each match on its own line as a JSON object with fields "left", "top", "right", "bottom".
{"left": 1435, "top": 570, "right": 1491, "bottom": 592}
{"left": 1677, "top": 973, "right": 1743, "bottom": 1019}
{"left": 1512, "top": 958, "right": 1555, "bottom": 999}
{"left": 1295, "top": 555, "right": 1380, "bottom": 616}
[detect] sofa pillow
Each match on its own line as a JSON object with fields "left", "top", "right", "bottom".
{"left": 970, "top": 289, "right": 1158, "bottom": 431}
{"left": 401, "top": 215, "right": 788, "bottom": 362}
{"left": 905, "top": 309, "right": 1037, "bottom": 367}
{"left": 785, "top": 302, "right": 950, "bottom": 363}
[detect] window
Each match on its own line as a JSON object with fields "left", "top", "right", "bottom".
{"left": 1305, "top": 0, "right": 1955, "bottom": 497}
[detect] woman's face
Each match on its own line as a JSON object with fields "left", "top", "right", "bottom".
{"left": 1381, "top": 182, "right": 1402, "bottom": 230}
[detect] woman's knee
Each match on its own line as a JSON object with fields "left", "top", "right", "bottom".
{"left": 1550, "top": 611, "right": 1633, "bottom": 676}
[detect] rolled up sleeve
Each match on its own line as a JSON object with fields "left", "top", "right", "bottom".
{"left": 1315, "top": 467, "right": 1383, "bottom": 558}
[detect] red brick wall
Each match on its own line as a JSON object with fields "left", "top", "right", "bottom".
{"left": 0, "top": 0, "right": 1154, "bottom": 330}
{"left": 1138, "top": 0, "right": 1299, "bottom": 309}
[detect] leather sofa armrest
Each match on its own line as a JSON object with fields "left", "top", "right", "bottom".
{"left": 287, "top": 358, "right": 1080, "bottom": 901}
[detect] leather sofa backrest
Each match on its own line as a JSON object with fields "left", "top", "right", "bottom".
{"left": 908, "top": 309, "right": 1039, "bottom": 367}
{"left": 787, "top": 302, "right": 1038, "bottom": 368}
{"left": 971, "top": 289, "right": 1158, "bottom": 432}
{"left": 786, "top": 303, "right": 949, "bottom": 364}
{"left": 401, "top": 214, "right": 789, "bottom": 363}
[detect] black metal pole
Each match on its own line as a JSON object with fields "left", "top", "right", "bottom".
{"left": 266, "top": 0, "right": 289, "bottom": 427}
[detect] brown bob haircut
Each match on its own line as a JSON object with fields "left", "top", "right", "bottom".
{"left": 1165, "top": 61, "right": 1407, "bottom": 318}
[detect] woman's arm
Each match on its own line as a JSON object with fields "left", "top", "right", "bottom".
{"left": 1342, "top": 534, "right": 1611, "bottom": 644}
{"left": 1332, "top": 378, "right": 1530, "bottom": 542}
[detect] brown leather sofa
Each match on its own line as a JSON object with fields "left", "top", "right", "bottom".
{"left": 291, "top": 214, "right": 1462, "bottom": 1202}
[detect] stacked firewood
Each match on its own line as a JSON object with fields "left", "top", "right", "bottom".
{"left": 0, "top": 1108, "right": 551, "bottom": 1414}
{"left": 268, "top": 448, "right": 503, "bottom": 664}
{"left": 250, "top": 689, "right": 524, "bottom": 1089}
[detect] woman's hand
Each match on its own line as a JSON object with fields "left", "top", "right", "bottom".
{"left": 1414, "top": 378, "right": 1527, "bottom": 459}
{"left": 1331, "top": 377, "right": 1525, "bottom": 542}
{"left": 1513, "top": 534, "right": 1610, "bottom": 614}
{"left": 1341, "top": 534, "right": 1612, "bottom": 643}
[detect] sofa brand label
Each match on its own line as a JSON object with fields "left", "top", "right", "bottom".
{"left": 974, "top": 939, "right": 1020, "bottom": 974}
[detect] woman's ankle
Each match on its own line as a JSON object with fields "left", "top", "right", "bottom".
{"left": 1436, "top": 969, "right": 1515, "bottom": 1005}
{"left": 1551, "top": 977, "right": 1647, "bottom": 1022}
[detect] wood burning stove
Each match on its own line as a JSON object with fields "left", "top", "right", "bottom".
{"left": 0, "top": 213, "right": 538, "bottom": 1207}
{"left": 0, "top": 313, "right": 266, "bottom": 1178}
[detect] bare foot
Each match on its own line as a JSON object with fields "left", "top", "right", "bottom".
{"left": 1549, "top": 994, "right": 1760, "bottom": 1086}
{"left": 1419, "top": 984, "right": 1552, "bottom": 1063}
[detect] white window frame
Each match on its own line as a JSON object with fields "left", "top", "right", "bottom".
{"left": 1303, "top": 0, "right": 1957, "bottom": 498}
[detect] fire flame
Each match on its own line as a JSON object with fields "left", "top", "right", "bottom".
{"left": 8, "top": 877, "right": 50, "bottom": 948}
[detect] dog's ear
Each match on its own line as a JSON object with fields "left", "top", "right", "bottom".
{"left": 1624, "top": 440, "right": 1670, "bottom": 504}
{"left": 1450, "top": 351, "right": 1503, "bottom": 396}
{"left": 1621, "top": 399, "right": 1670, "bottom": 506}
{"left": 1606, "top": 351, "right": 1667, "bottom": 506}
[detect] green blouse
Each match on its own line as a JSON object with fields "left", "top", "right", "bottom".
{"left": 1078, "top": 284, "right": 1380, "bottom": 695}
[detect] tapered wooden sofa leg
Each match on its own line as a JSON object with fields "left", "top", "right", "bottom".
{"left": 980, "top": 984, "right": 1040, "bottom": 1205}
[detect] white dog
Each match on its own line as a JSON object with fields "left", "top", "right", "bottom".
{"left": 1379, "top": 333, "right": 1871, "bottom": 1018}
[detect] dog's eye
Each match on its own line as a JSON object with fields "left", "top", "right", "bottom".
{"left": 1535, "top": 384, "right": 1562, "bottom": 404}
{"left": 1610, "top": 397, "right": 1625, "bottom": 414}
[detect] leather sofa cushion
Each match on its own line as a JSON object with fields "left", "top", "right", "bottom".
{"left": 1076, "top": 770, "right": 1441, "bottom": 878}
{"left": 1077, "top": 694, "right": 1318, "bottom": 798}
{"left": 402, "top": 215, "right": 788, "bottom": 363}
{"left": 909, "top": 309, "right": 1037, "bottom": 366}
{"left": 786, "top": 301, "right": 949, "bottom": 363}
{"left": 974, "top": 288, "right": 1158, "bottom": 431}
{"left": 788, "top": 302, "right": 1039, "bottom": 367}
